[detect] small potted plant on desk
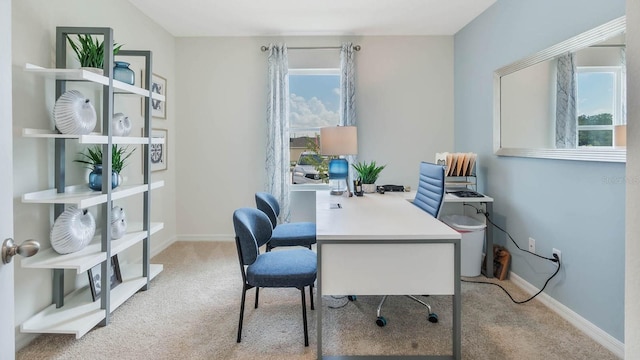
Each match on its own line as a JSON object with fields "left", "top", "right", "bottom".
{"left": 352, "top": 161, "right": 386, "bottom": 193}
{"left": 75, "top": 145, "right": 134, "bottom": 191}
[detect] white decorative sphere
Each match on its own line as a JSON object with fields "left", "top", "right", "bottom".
{"left": 111, "top": 218, "right": 128, "bottom": 240}
{"left": 111, "top": 206, "right": 126, "bottom": 222}
{"left": 50, "top": 206, "right": 96, "bottom": 254}
{"left": 112, "top": 113, "right": 132, "bottom": 136}
{"left": 53, "top": 90, "right": 97, "bottom": 135}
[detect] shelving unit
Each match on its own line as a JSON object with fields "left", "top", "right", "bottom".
{"left": 19, "top": 26, "right": 164, "bottom": 338}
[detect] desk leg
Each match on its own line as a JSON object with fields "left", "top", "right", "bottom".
{"left": 453, "top": 239, "right": 461, "bottom": 360}
{"left": 484, "top": 202, "right": 494, "bottom": 278}
{"left": 317, "top": 242, "right": 323, "bottom": 360}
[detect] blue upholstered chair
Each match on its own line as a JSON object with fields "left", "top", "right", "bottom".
{"left": 375, "top": 161, "right": 447, "bottom": 327}
{"left": 255, "top": 192, "right": 316, "bottom": 251}
{"left": 233, "top": 207, "right": 317, "bottom": 346}
{"left": 413, "top": 161, "right": 447, "bottom": 218}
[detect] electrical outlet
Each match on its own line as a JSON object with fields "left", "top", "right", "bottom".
{"left": 529, "top": 237, "right": 535, "bottom": 253}
{"left": 552, "top": 248, "right": 562, "bottom": 266}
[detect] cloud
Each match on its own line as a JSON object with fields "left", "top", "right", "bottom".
{"left": 290, "top": 93, "right": 339, "bottom": 128}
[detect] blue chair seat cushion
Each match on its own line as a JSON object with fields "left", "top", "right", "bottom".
{"left": 269, "top": 222, "right": 316, "bottom": 247}
{"left": 246, "top": 248, "right": 317, "bottom": 288}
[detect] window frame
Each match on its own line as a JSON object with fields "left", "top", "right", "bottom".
{"left": 575, "top": 66, "right": 623, "bottom": 148}
{"left": 288, "top": 68, "right": 340, "bottom": 187}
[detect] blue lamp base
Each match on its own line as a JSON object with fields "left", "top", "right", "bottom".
{"left": 328, "top": 158, "right": 349, "bottom": 195}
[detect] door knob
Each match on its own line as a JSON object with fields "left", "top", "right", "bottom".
{"left": 2, "top": 238, "right": 40, "bottom": 264}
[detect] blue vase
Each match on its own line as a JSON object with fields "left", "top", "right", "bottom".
{"left": 88, "top": 165, "right": 120, "bottom": 191}
{"left": 113, "top": 61, "right": 135, "bottom": 85}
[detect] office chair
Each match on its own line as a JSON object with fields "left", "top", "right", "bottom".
{"left": 255, "top": 192, "right": 316, "bottom": 251}
{"left": 375, "top": 161, "right": 446, "bottom": 327}
{"left": 233, "top": 207, "right": 317, "bottom": 346}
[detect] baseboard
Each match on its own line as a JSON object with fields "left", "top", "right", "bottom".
{"left": 177, "top": 234, "right": 234, "bottom": 242}
{"left": 151, "top": 234, "right": 177, "bottom": 257}
{"left": 15, "top": 332, "right": 38, "bottom": 352}
{"left": 510, "top": 272, "right": 624, "bottom": 358}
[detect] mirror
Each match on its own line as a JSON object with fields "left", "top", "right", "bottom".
{"left": 494, "top": 16, "right": 626, "bottom": 162}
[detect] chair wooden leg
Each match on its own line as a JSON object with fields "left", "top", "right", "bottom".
{"left": 254, "top": 287, "right": 259, "bottom": 309}
{"left": 309, "top": 285, "right": 314, "bottom": 310}
{"left": 237, "top": 286, "right": 248, "bottom": 343}
{"left": 301, "top": 288, "right": 309, "bottom": 346}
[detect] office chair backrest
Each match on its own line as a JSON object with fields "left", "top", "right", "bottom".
{"left": 233, "top": 208, "right": 274, "bottom": 265}
{"left": 413, "top": 161, "right": 446, "bottom": 218}
{"left": 255, "top": 192, "right": 280, "bottom": 228}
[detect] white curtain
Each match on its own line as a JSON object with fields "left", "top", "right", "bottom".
{"left": 340, "top": 43, "right": 357, "bottom": 188}
{"left": 555, "top": 53, "right": 577, "bottom": 148}
{"left": 265, "top": 44, "right": 290, "bottom": 223}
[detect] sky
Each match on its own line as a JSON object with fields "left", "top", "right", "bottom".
{"left": 577, "top": 71, "right": 615, "bottom": 117}
{"left": 289, "top": 74, "right": 340, "bottom": 134}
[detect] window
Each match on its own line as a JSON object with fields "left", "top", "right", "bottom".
{"left": 576, "top": 66, "right": 623, "bottom": 147}
{"left": 289, "top": 69, "right": 340, "bottom": 184}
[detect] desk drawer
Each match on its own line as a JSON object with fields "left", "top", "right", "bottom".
{"left": 320, "top": 243, "right": 455, "bottom": 296}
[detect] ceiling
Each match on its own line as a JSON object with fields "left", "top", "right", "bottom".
{"left": 127, "top": 0, "right": 496, "bottom": 37}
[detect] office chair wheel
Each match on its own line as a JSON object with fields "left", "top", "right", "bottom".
{"left": 428, "top": 313, "right": 438, "bottom": 323}
{"left": 348, "top": 295, "right": 357, "bottom": 301}
{"left": 376, "top": 316, "right": 387, "bottom": 327}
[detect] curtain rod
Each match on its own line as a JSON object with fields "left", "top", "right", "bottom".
{"left": 260, "top": 45, "right": 361, "bottom": 52}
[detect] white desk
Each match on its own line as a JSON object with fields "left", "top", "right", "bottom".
{"left": 315, "top": 190, "right": 462, "bottom": 359}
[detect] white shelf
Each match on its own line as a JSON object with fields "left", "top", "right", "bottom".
{"left": 21, "top": 222, "right": 164, "bottom": 273}
{"left": 22, "top": 128, "right": 165, "bottom": 145}
{"left": 21, "top": 34, "right": 163, "bottom": 339}
{"left": 20, "top": 263, "right": 162, "bottom": 339}
{"left": 22, "top": 181, "right": 165, "bottom": 208}
{"left": 25, "top": 63, "right": 165, "bottom": 101}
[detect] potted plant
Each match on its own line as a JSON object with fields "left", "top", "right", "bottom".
{"left": 75, "top": 145, "right": 134, "bottom": 191}
{"left": 67, "top": 34, "right": 123, "bottom": 73}
{"left": 352, "top": 161, "right": 386, "bottom": 193}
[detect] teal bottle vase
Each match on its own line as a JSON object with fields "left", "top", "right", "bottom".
{"left": 88, "top": 165, "right": 120, "bottom": 191}
{"left": 113, "top": 61, "right": 135, "bottom": 85}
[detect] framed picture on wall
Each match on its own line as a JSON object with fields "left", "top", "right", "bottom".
{"left": 88, "top": 256, "right": 122, "bottom": 302}
{"left": 150, "top": 128, "right": 168, "bottom": 172}
{"left": 151, "top": 73, "right": 167, "bottom": 119}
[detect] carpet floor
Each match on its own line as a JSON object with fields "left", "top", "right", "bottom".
{"left": 16, "top": 241, "right": 619, "bottom": 359}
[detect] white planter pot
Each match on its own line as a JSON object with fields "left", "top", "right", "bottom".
{"left": 362, "top": 183, "right": 377, "bottom": 193}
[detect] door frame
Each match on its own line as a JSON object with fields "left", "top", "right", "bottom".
{"left": 1, "top": 0, "right": 16, "bottom": 358}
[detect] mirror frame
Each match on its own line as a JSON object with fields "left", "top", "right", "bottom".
{"left": 493, "top": 16, "right": 626, "bottom": 163}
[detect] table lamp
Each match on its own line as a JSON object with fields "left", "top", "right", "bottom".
{"left": 320, "top": 126, "right": 358, "bottom": 195}
{"left": 614, "top": 124, "right": 626, "bottom": 147}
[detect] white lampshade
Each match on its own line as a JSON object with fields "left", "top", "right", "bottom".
{"left": 320, "top": 126, "right": 358, "bottom": 155}
{"left": 614, "top": 124, "right": 627, "bottom": 147}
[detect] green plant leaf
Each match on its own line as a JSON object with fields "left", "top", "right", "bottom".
{"left": 74, "top": 144, "right": 134, "bottom": 173}
{"left": 66, "top": 34, "right": 123, "bottom": 69}
{"left": 352, "top": 161, "right": 386, "bottom": 184}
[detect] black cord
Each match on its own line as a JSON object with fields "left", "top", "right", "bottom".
{"left": 460, "top": 203, "right": 561, "bottom": 304}
{"left": 462, "top": 204, "right": 556, "bottom": 262}
{"left": 462, "top": 259, "right": 560, "bottom": 304}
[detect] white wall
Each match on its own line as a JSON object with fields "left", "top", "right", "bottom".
{"left": 625, "top": 0, "right": 640, "bottom": 356}
{"left": 11, "top": 0, "right": 176, "bottom": 349}
{"left": 500, "top": 60, "right": 555, "bottom": 148}
{"left": 174, "top": 36, "right": 453, "bottom": 239}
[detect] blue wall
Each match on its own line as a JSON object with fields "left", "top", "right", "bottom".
{"left": 454, "top": 0, "right": 626, "bottom": 341}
